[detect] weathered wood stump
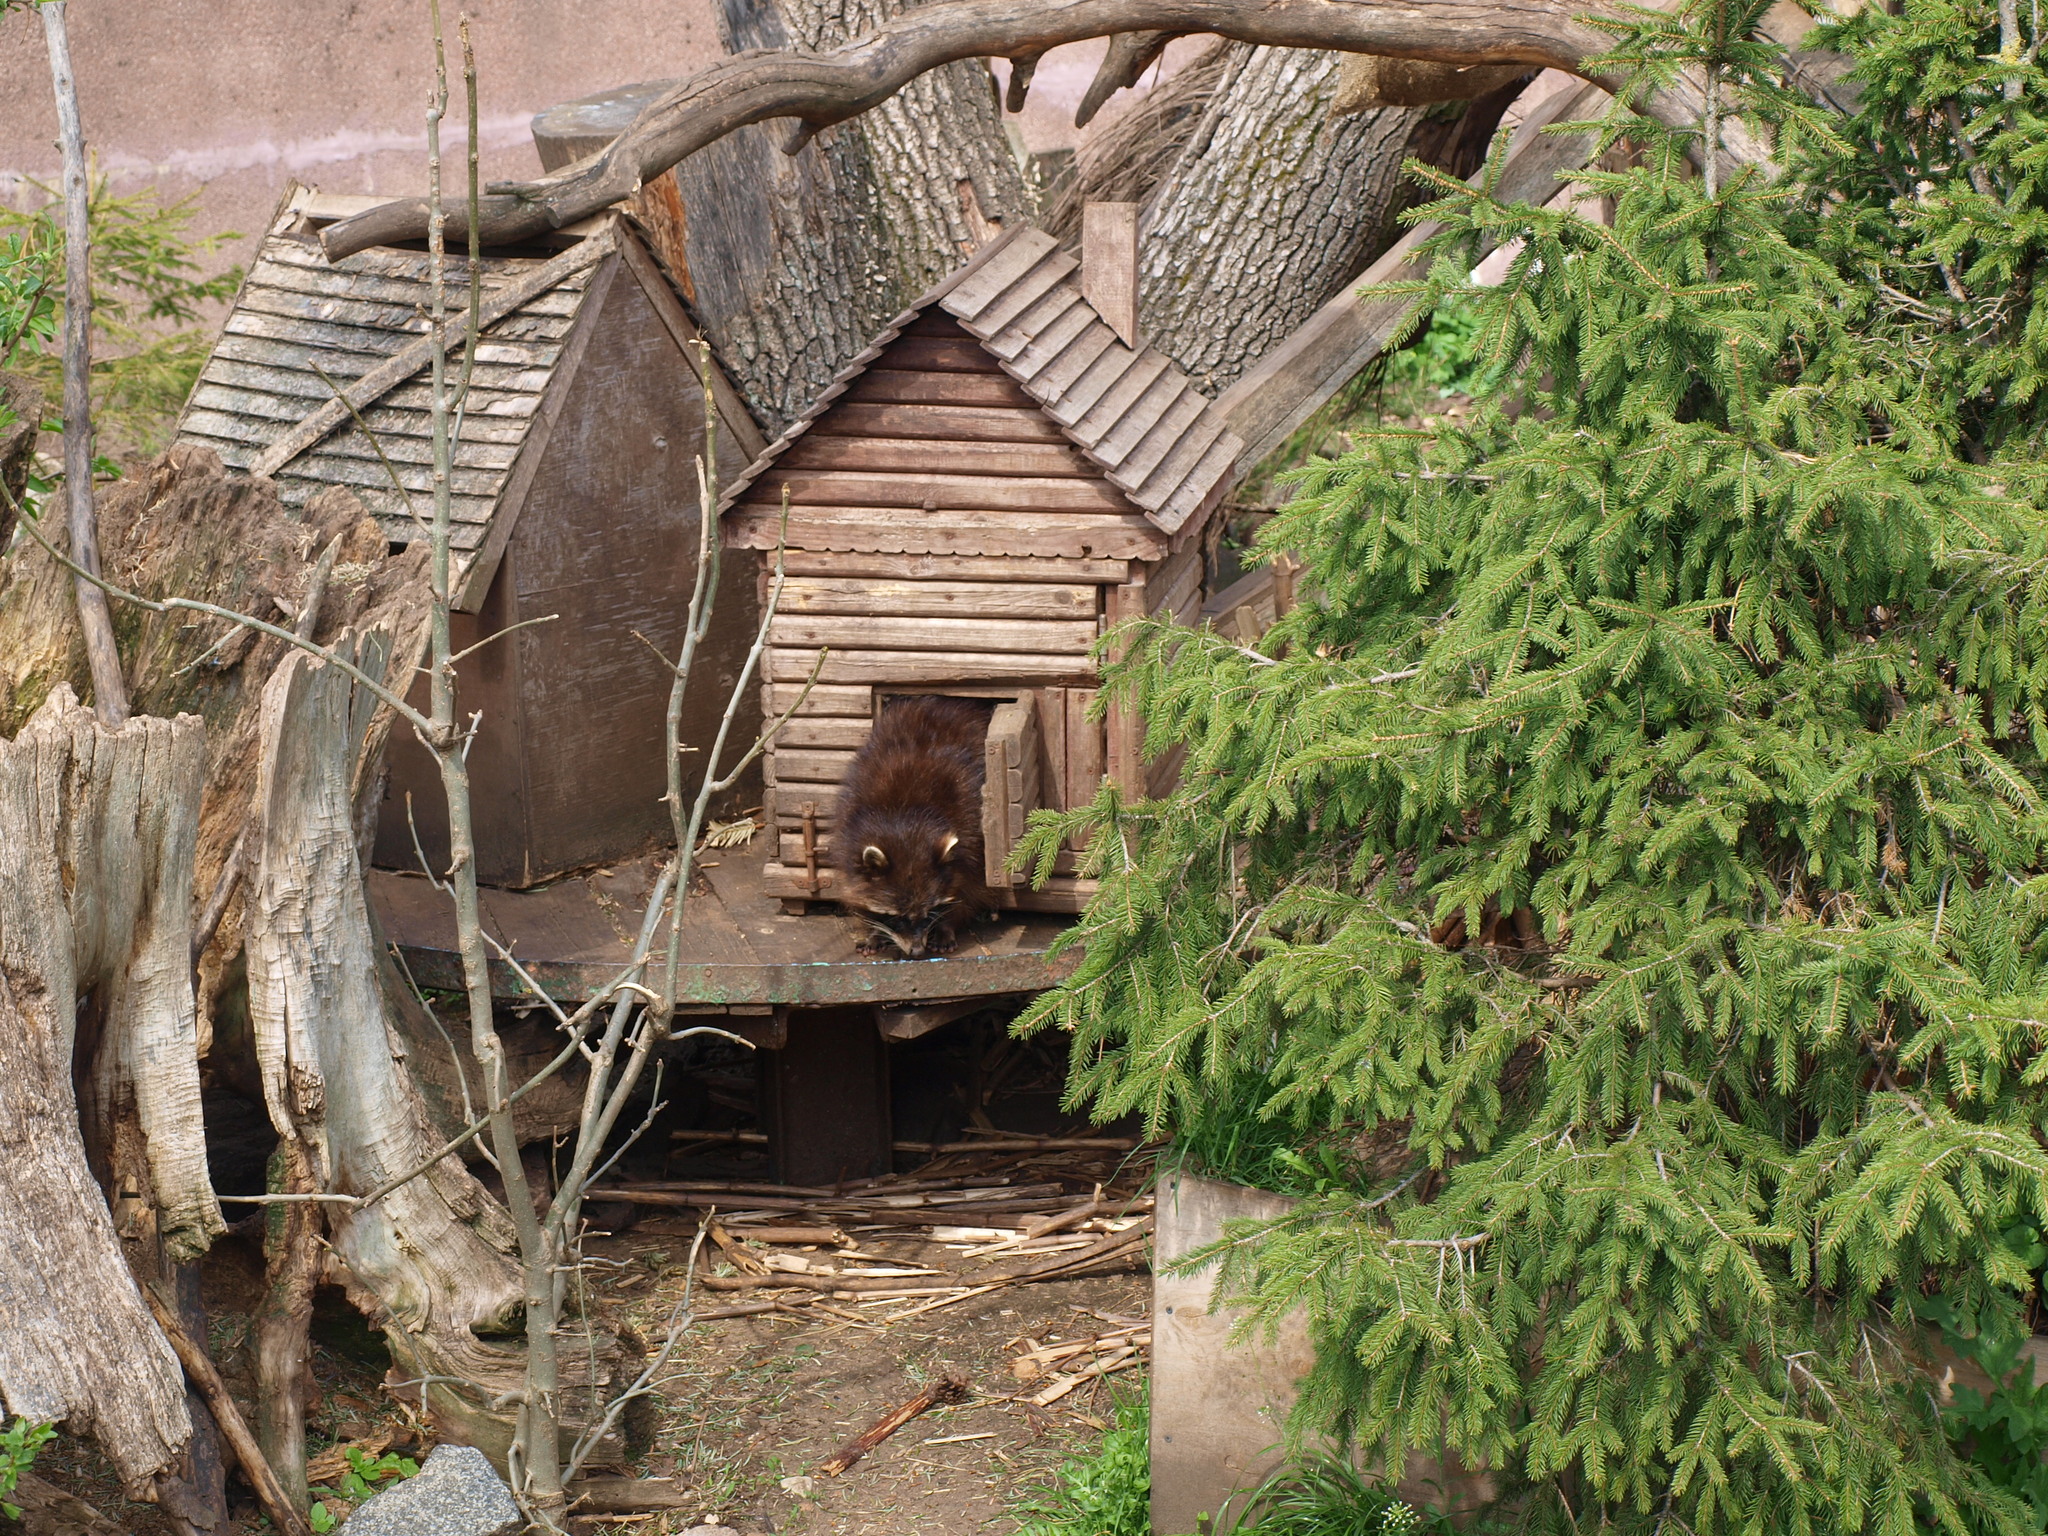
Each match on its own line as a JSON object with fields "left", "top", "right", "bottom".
{"left": 0, "top": 686, "right": 211, "bottom": 1492}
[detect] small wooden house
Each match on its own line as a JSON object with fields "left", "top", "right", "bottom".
{"left": 718, "top": 214, "right": 1245, "bottom": 913}
{"left": 176, "top": 187, "right": 764, "bottom": 887}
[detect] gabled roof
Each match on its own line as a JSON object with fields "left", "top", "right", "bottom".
{"left": 176, "top": 190, "right": 608, "bottom": 563}
{"left": 177, "top": 187, "right": 762, "bottom": 611}
{"left": 719, "top": 227, "right": 1243, "bottom": 540}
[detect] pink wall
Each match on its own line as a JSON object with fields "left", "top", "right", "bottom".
{"left": 0, "top": 0, "right": 727, "bottom": 273}
{"left": 0, "top": 3, "right": 1201, "bottom": 298}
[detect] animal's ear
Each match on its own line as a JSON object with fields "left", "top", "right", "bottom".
{"left": 862, "top": 844, "right": 889, "bottom": 870}
{"left": 938, "top": 832, "right": 960, "bottom": 862}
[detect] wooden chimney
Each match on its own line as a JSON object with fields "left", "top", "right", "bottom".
{"left": 1081, "top": 201, "right": 1140, "bottom": 348}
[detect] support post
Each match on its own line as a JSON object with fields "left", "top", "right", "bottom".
{"left": 758, "top": 1007, "right": 892, "bottom": 1185}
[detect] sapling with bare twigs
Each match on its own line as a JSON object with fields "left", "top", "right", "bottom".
{"left": 7, "top": 2, "right": 812, "bottom": 1527}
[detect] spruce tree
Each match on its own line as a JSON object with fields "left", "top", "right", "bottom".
{"left": 1022, "top": 1, "right": 2048, "bottom": 1530}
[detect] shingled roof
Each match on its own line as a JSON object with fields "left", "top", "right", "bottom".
{"left": 719, "top": 226, "right": 1243, "bottom": 538}
{"left": 174, "top": 188, "right": 614, "bottom": 576}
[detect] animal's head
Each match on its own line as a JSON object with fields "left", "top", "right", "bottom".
{"left": 845, "top": 817, "right": 970, "bottom": 957}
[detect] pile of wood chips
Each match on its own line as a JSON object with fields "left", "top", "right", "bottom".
{"left": 595, "top": 1135, "right": 1156, "bottom": 1337}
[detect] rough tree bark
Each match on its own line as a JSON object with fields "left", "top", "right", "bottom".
{"left": 246, "top": 634, "right": 630, "bottom": 1473}
{"left": 537, "top": 0, "right": 1029, "bottom": 431}
{"left": 1130, "top": 45, "right": 1422, "bottom": 394}
{"left": 0, "top": 447, "right": 433, "bottom": 1507}
{"left": 0, "top": 685, "right": 207, "bottom": 1492}
{"left": 0, "top": 447, "right": 429, "bottom": 1037}
{"left": 323, "top": 0, "right": 1787, "bottom": 261}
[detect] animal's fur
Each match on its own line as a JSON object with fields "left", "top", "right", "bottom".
{"left": 835, "top": 695, "right": 998, "bottom": 956}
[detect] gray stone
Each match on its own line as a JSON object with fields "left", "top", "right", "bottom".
{"left": 342, "top": 1444, "right": 523, "bottom": 1535}
{"left": 682, "top": 1527, "right": 741, "bottom": 1536}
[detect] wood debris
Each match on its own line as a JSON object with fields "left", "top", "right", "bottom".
{"left": 816, "top": 1376, "right": 969, "bottom": 1477}
{"left": 603, "top": 1142, "right": 1155, "bottom": 1320}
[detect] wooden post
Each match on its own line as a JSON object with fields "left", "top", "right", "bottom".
{"left": 1105, "top": 576, "right": 1148, "bottom": 796}
{"left": 1081, "top": 201, "right": 1140, "bottom": 348}
{"left": 758, "top": 1008, "right": 893, "bottom": 1185}
{"left": 37, "top": 2, "right": 130, "bottom": 727}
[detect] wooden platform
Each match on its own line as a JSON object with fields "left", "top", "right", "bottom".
{"left": 368, "top": 843, "right": 1078, "bottom": 1013}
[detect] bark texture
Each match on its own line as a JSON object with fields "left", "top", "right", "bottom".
{"left": 247, "top": 636, "right": 629, "bottom": 1470}
{"left": 670, "top": 0, "right": 1029, "bottom": 430}
{"left": 248, "top": 633, "right": 526, "bottom": 1338}
{"left": 256, "top": 1140, "right": 322, "bottom": 1514}
{"left": 321, "top": 0, "right": 1790, "bottom": 261}
{"left": 0, "top": 685, "right": 206, "bottom": 1490}
{"left": 0, "top": 445, "right": 431, "bottom": 1047}
{"left": 1133, "top": 45, "right": 1423, "bottom": 393}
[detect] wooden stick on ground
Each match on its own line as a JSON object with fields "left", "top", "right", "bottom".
{"left": 817, "top": 1376, "right": 968, "bottom": 1477}
{"left": 142, "top": 1284, "right": 315, "bottom": 1536}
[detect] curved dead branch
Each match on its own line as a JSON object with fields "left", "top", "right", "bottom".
{"left": 322, "top": 0, "right": 1768, "bottom": 261}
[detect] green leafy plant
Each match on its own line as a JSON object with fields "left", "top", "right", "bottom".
{"left": 1215, "top": 1455, "right": 1449, "bottom": 1535}
{"left": 309, "top": 1443, "right": 421, "bottom": 1530}
{"left": 1375, "top": 290, "right": 1487, "bottom": 411}
{"left": 1022, "top": 0, "right": 2048, "bottom": 1530}
{"left": 1015, "top": 1386, "right": 1153, "bottom": 1536}
{"left": 0, "top": 175, "right": 241, "bottom": 456}
{"left": 0, "top": 1418, "right": 56, "bottom": 1521}
{"left": 1918, "top": 1228, "right": 2048, "bottom": 1530}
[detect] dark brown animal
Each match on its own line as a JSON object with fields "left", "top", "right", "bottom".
{"left": 836, "top": 695, "right": 997, "bottom": 956}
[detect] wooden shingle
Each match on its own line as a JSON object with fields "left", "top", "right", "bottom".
{"left": 174, "top": 188, "right": 611, "bottom": 597}
{"left": 719, "top": 224, "right": 1243, "bottom": 536}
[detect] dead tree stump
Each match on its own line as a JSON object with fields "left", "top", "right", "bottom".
{"left": 0, "top": 686, "right": 212, "bottom": 1492}
{"left": 248, "top": 636, "right": 629, "bottom": 1471}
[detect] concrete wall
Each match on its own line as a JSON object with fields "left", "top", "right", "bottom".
{"left": 0, "top": 5, "right": 1196, "bottom": 282}
{"left": 0, "top": 0, "right": 728, "bottom": 277}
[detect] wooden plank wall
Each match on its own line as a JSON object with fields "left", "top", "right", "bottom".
{"left": 738, "top": 310, "right": 1202, "bottom": 908}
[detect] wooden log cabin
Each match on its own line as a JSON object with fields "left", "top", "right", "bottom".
{"left": 175, "top": 186, "right": 764, "bottom": 887}
{"left": 718, "top": 210, "right": 1246, "bottom": 913}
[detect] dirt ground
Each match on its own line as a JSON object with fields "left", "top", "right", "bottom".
{"left": 13, "top": 1024, "right": 1149, "bottom": 1536}
{"left": 18, "top": 1219, "right": 1144, "bottom": 1536}
{"left": 599, "top": 1241, "right": 1146, "bottom": 1534}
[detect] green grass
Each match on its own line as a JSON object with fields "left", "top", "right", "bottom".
{"left": 1012, "top": 1386, "right": 1441, "bottom": 1536}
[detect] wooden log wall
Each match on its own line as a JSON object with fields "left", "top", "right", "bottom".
{"left": 731, "top": 310, "right": 1234, "bottom": 908}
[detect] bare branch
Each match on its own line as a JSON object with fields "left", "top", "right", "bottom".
{"left": 321, "top": 0, "right": 1778, "bottom": 260}
{"left": 38, "top": 1, "right": 129, "bottom": 726}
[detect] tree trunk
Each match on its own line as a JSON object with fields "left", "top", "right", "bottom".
{"left": 246, "top": 635, "right": 630, "bottom": 1472}
{"left": 534, "top": 0, "right": 1029, "bottom": 433}
{"left": 0, "top": 447, "right": 433, "bottom": 1497}
{"left": 689, "top": 0, "right": 1030, "bottom": 431}
{"left": 1128, "top": 45, "right": 1423, "bottom": 394}
{"left": 255, "top": 1139, "right": 322, "bottom": 1515}
{"left": 323, "top": 0, "right": 1794, "bottom": 261}
{"left": 771, "top": 0, "right": 1025, "bottom": 285}
{"left": 0, "top": 685, "right": 206, "bottom": 1492}
{"left": 0, "top": 445, "right": 431, "bottom": 1045}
